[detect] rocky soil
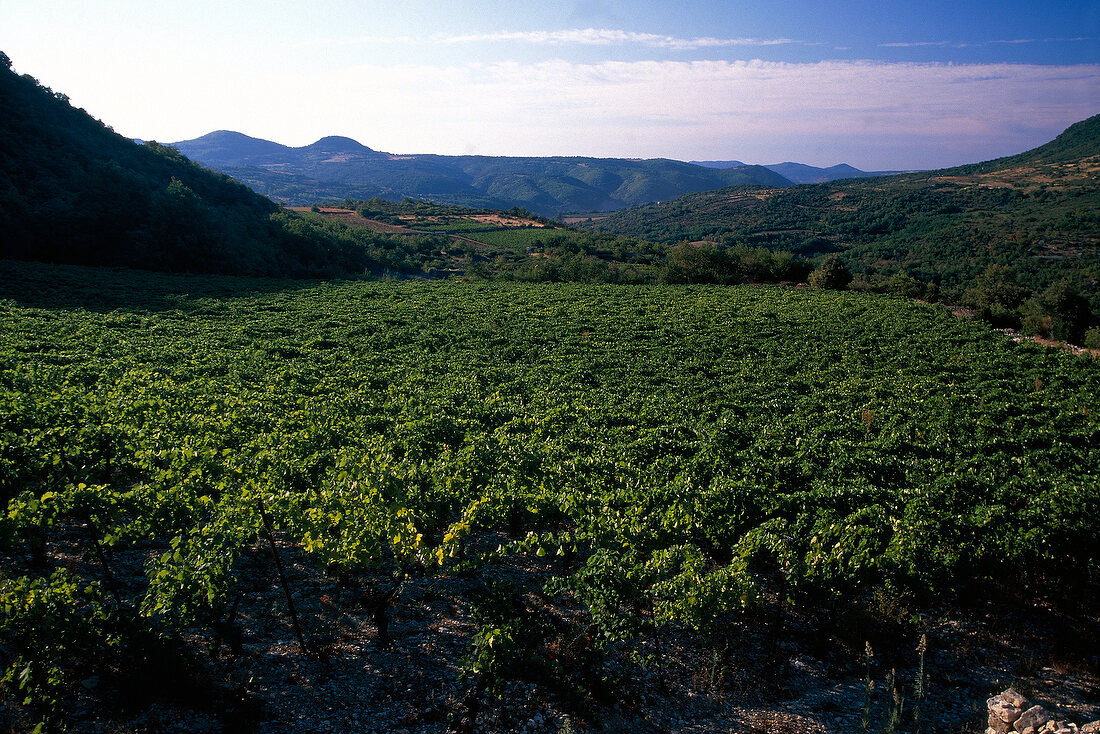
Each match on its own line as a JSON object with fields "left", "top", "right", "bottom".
{"left": 985, "top": 688, "right": 1100, "bottom": 734}
{"left": 2, "top": 528, "right": 1098, "bottom": 733}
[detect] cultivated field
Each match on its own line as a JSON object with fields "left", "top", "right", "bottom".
{"left": 1, "top": 262, "right": 1097, "bottom": 732}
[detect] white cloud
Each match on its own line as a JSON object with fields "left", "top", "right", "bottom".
{"left": 106, "top": 58, "right": 1100, "bottom": 170}
{"left": 308, "top": 28, "right": 802, "bottom": 51}
{"left": 879, "top": 41, "right": 953, "bottom": 48}
{"left": 276, "top": 59, "right": 1097, "bottom": 167}
{"left": 880, "top": 37, "right": 1096, "bottom": 49}
{"left": 463, "top": 29, "right": 800, "bottom": 50}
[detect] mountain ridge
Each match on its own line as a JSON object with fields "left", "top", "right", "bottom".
{"left": 692, "top": 159, "right": 909, "bottom": 183}
{"left": 171, "top": 131, "right": 792, "bottom": 216}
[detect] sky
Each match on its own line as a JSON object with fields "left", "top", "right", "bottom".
{"left": 2, "top": 0, "right": 1098, "bottom": 170}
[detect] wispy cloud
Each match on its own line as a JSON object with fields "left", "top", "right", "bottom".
{"left": 880, "top": 41, "right": 952, "bottom": 48}
{"left": 233, "top": 59, "right": 1099, "bottom": 169}
{"left": 437, "top": 28, "right": 802, "bottom": 50}
{"left": 304, "top": 28, "right": 803, "bottom": 51}
{"left": 881, "top": 37, "right": 1094, "bottom": 49}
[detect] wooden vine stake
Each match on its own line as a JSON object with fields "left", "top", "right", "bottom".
{"left": 255, "top": 499, "right": 308, "bottom": 655}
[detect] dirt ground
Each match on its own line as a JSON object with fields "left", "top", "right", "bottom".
{"left": 4, "top": 526, "right": 1098, "bottom": 734}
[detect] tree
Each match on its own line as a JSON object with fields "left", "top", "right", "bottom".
{"left": 808, "top": 255, "right": 852, "bottom": 290}
{"left": 1084, "top": 328, "right": 1100, "bottom": 350}
{"left": 969, "top": 264, "right": 1026, "bottom": 309}
{"left": 889, "top": 270, "right": 924, "bottom": 299}
{"left": 662, "top": 242, "right": 736, "bottom": 284}
{"left": 1019, "top": 298, "right": 1053, "bottom": 338}
{"left": 1041, "top": 280, "right": 1091, "bottom": 344}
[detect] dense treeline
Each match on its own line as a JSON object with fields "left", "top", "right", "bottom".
{"left": 489, "top": 231, "right": 660, "bottom": 283}
{"left": 660, "top": 241, "right": 810, "bottom": 284}
{"left": 317, "top": 198, "right": 813, "bottom": 286}
{"left": 964, "top": 263, "right": 1099, "bottom": 347}
{"left": 808, "top": 257, "right": 1099, "bottom": 349}
{"left": 0, "top": 52, "right": 432, "bottom": 278}
{"left": 475, "top": 235, "right": 811, "bottom": 287}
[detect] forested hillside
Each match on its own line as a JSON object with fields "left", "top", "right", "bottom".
{"left": 0, "top": 53, "right": 431, "bottom": 278}
{"left": 581, "top": 115, "right": 1100, "bottom": 297}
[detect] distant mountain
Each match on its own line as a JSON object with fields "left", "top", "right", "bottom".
{"left": 0, "top": 52, "right": 392, "bottom": 277}
{"left": 580, "top": 114, "right": 1100, "bottom": 295}
{"left": 172, "top": 132, "right": 792, "bottom": 217}
{"left": 762, "top": 162, "right": 903, "bottom": 184}
{"left": 692, "top": 159, "right": 904, "bottom": 184}
{"left": 168, "top": 129, "right": 294, "bottom": 165}
{"left": 690, "top": 160, "right": 747, "bottom": 169}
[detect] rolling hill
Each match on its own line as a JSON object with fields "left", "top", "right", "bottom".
{"left": 171, "top": 131, "right": 791, "bottom": 217}
{"left": 580, "top": 114, "right": 1100, "bottom": 298}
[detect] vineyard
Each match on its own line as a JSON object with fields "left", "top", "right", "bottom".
{"left": 453, "top": 227, "right": 555, "bottom": 254}
{"left": 1, "top": 261, "right": 1098, "bottom": 732}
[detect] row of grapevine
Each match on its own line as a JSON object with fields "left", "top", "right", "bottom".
{"left": 1, "top": 263, "right": 1097, "bottom": 728}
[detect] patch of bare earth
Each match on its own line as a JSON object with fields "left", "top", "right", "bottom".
{"left": 562, "top": 215, "right": 609, "bottom": 225}
{"left": 390, "top": 214, "right": 545, "bottom": 229}
{"left": 468, "top": 214, "right": 548, "bottom": 228}
{"left": 725, "top": 189, "right": 782, "bottom": 205}
{"left": 930, "top": 156, "right": 1100, "bottom": 190}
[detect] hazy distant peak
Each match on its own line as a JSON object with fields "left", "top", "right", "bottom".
{"left": 302, "top": 135, "right": 378, "bottom": 153}
{"left": 824, "top": 163, "right": 863, "bottom": 175}
{"left": 171, "top": 130, "right": 291, "bottom": 166}
{"left": 690, "top": 159, "right": 896, "bottom": 184}
{"left": 190, "top": 129, "right": 288, "bottom": 149}
{"left": 689, "top": 159, "right": 747, "bottom": 169}
{"left": 760, "top": 161, "right": 902, "bottom": 184}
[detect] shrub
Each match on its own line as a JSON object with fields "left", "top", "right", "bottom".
{"left": 809, "top": 255, "right": 852, "bottom": 290}
{"left": 1084, "top": 327, "right": 1100, "bottom": 350}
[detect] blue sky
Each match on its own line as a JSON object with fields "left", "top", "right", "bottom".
{"left": 2, "top": 0, "right": 1098, "bottom": 169}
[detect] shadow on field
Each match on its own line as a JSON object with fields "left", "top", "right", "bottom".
{"left": 0, "top": 259, "right": 331, "bottom": 313}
